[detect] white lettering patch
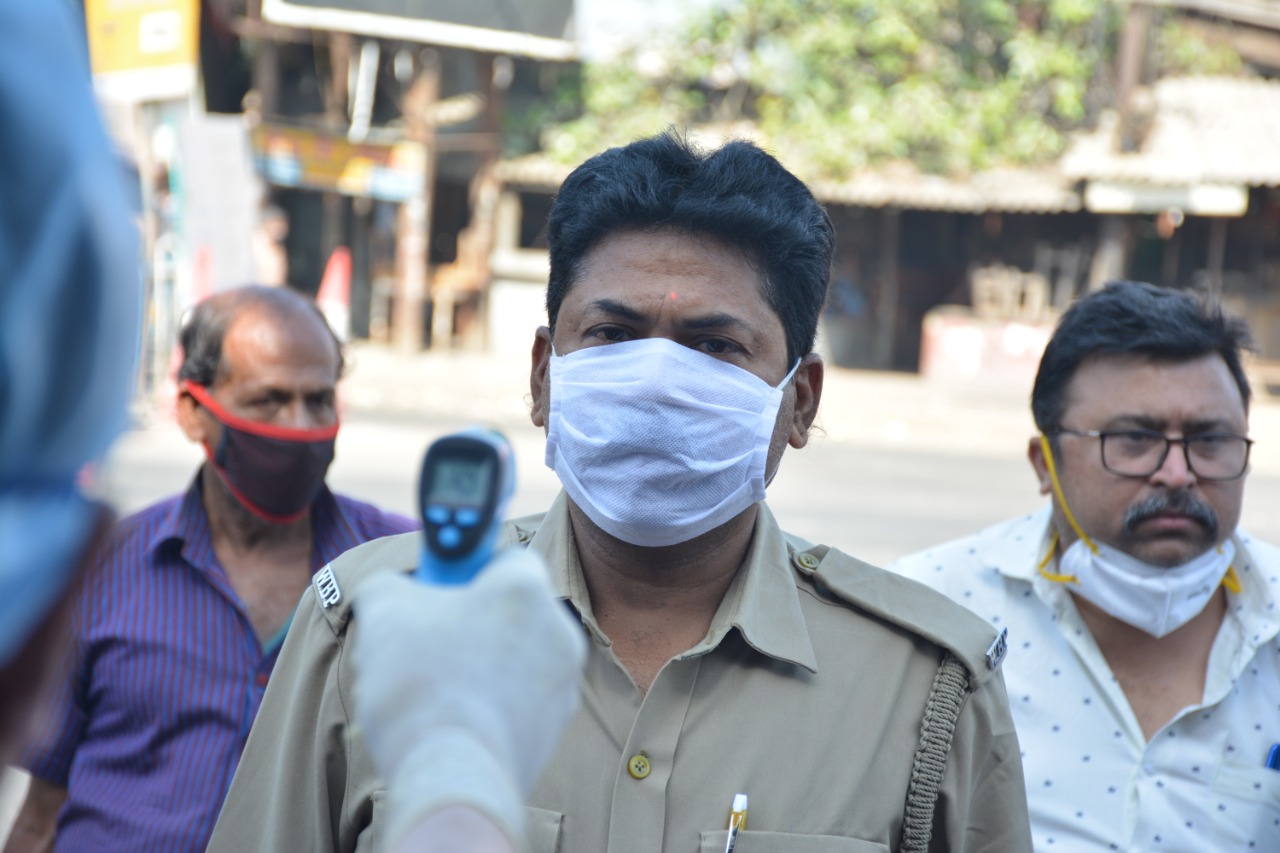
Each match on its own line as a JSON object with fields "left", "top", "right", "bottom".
{"left": 986, "top": 627, "right": 1008, "bottom": 670}
{"left": 313, "top": 565, "right": 342, "bottom": 609}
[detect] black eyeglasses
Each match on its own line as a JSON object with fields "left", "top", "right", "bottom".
{"left": 1051, "top": 428, "right": 1253, "bottom": 481}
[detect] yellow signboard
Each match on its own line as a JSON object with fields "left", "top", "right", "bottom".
{"left": 250, "top": 124, "right": 427, "bottom": 202}
{"left": 85, "top": 0, "right": 199, "bottom": 101}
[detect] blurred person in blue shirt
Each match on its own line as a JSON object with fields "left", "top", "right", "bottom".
{"left": 0, "top": 0, "right": 140, "bottom": 763}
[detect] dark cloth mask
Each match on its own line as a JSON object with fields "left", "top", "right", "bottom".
{"left": 182, "top": 380, "right": 338, "bottom": 523}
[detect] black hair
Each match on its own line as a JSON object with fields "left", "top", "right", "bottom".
{"left": 177, "top": 285, "right": 345, "bottom": 387}
{"left": 545, "top": 131, "right": 835, "bottom": 366}
{"left": 1031, "top": 280, "right": 1254, "bottom": 433}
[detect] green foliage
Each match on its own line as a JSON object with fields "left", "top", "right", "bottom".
{"left": 542, "top": 0, "right": 1243, "bottom": 178}
{"left": 1155, "top": 17, "right": 1245, "bottom": 77}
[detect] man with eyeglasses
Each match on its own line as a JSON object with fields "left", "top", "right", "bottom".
{"left": 891, "top": 280, "right": 1280, "bottom": 851}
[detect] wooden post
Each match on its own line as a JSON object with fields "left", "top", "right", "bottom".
{"left": 1206, "top": 218, "right": 1228, "bottom": 299}
{"left": 394, "top": 50, "right": 440, "bottom": 352}
{"left": 1088, "top": 215, "right": 1130, "bottom": 290}
{"left": 1115, "top": 3, "right": 1152, "bottom": 154}
{"left": 459, "top": 53, "right": 504, "bottom": 349}
{"left": 319, "top": 33, "right": 352, "bottom": 286}
{"left": 873, "top": 207, "right": 901, "bottom": 370}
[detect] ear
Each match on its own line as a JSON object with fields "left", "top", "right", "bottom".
{"left": 529, "top": 327, "right": 553, "bottom": 429}
{"left": 176, "top": 387, "right": 209, "bottom": 444}
{"left": 1028, "top": 435, "right": 1053, "bottom": 496}
{"left": 787, "top": 354, "right": 824, "bottom": 450}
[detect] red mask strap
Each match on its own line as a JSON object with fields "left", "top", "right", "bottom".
{"left": 199, "top": 437, "right": 313, "bottom": 525}
{"left": 181, "top": 380, "right": 339, "bottom": 442}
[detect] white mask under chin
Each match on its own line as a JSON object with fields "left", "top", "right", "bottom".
{"left": 545, "top": 338, "right": 798, "bottom": 547}
{"left": 1056, "top": 538, "right": 1234, "bottom": 638}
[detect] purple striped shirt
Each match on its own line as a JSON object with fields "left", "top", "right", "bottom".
{"left": 21, "top": 473, "right": 417, "bottom": 853}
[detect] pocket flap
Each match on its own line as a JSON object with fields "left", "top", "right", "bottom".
{"left": 525, "top": 806, "right": 564, "bottom": 853}
{"left": 698, "top": 830, "right": 890, "bottom": 852}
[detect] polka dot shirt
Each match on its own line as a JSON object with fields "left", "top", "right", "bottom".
{"left": 890, "top": 506, "right": 1280, "bottom": 851}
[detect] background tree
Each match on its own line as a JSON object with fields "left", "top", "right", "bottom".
{"left": 540, "top": 0, "right": 1243, "bottom": 178}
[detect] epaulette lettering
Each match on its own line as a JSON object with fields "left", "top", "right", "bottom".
{"left": 313, "top": 564, "right": 342, "bottom": 609}
{"left": 986, "top": 627, "right": 1008, "bottom": 670}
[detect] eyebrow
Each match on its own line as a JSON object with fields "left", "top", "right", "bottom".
{"left": 586, "top": 298, "right": 753, "bottom": 332}
{"left": 1105, "top": 414, "right": 1239, "bottom": 433}
{"left": 587, "top": 298, "right": 648, "bottom": 324}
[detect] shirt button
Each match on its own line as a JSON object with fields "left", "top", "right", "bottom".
{"left": 1143, "top": 763, "right": 1156, "bottom": 775}
{"left": 515, "top": 529, "right": 530, "bottom": 543}
{"left": 255, "top": 672, "right": 269, "bottom": 688}
{"left": 627, "top": 754, "right": 651, "bottom": 779}
{"left": 794, "top": 552, "right": 821, "bottom": 571}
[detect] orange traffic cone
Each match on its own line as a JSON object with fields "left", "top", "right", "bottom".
{"left": 317, "top": 246, "right": 352, "bottom": 341}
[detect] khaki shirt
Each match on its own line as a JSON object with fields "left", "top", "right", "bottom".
{"left": 209, "top": 495, "right": 1031, "bottom": 853}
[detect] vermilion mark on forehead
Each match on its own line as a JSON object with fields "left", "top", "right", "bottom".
{"left": 669, "top": 291, "right": 678, "bottom": 300}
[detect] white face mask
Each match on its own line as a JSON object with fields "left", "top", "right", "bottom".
{"left": 1037, "top": 435, "right": 1238, "bottom": 638}
{"left": 545, "top": 338, "right": 798, "bottom": 547}
{"left": 1056, "top": 537, "right": 1234, "bottom": 638}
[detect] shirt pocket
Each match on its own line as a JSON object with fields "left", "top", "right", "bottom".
{"left": 1210, "top": 762, "right": 1280, "bottom": 848}
{"left": 525, "top": 806, "right": 564, "bottom": 853}
{"left": 698, "top": 830, "right": 889, "bottom": 852}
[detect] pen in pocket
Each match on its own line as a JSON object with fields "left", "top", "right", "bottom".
{"left": 724, "top": 793, "right": 748, "bottom": 853}
{"left": 1266, "top": 744, "right": 1280, "bottom": 772}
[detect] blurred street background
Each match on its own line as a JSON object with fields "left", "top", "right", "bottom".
{"left": 80, "top": 0, "right": 1280, "bottom": 411}
{"left": 104, "top": 341, "right": 1280, "bottom": 568}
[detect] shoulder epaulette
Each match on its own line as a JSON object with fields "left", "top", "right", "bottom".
{"left": 789, "top": 543, "right": 1006, "bottom": 686}
{"left": 311, "top": 518, "right": 539, "bottom": 636}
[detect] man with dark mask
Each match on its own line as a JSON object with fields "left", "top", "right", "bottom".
{"left": 209, "top": 133, "right": 1032, "bottom": 853}
{"left": 10, "top": 285, "right": 416, "bottom": 853}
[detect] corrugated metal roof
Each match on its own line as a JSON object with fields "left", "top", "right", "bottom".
{"left": 808, "top": 168, "right": 1081, "bottom": 213}
{"left": 1062, "top": 76, "right": 1280, "bottom": 187}
{"left": 496, "top": 155, "right": 1081, "bottom": 213}
{"left": 494, "top": 155, "right": 574, "bottom": 189}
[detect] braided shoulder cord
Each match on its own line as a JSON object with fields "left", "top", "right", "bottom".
{"left": 900, "top": 654, "right": 969, "bottom": 853}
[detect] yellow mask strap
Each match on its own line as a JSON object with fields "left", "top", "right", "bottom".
{"left": 1038, "top": 437, "right": 1242, "bottom": 593}
{"left": 1037, "top": 529, "right": 1078, "bottom": 584}
{"left": 1039, "top": 434, "right": 1097, "bottom": 554}
{"left": 1222, "top": 565, "right": 1242, "bottom": 594}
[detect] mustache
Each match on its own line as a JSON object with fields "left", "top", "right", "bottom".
{"left": 1123, "top": 491, "right": 1219, "bottom": 539}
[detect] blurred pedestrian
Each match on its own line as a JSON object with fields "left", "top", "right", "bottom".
{"left": 250, "top": 203, "right": 289, "bottom": 286}
{"left": 9, "top": 286, "right": 417, "bottom": 852}
{"left": 0, "top": 0, "right": 139, "bottom": 761}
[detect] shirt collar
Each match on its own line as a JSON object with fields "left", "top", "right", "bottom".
{"left": 147, "top": 474, "right": 211, "bottom": 560}
{"left": 987, "top": 503, "right": 1280, "bottom": 641}
{"left": 711, "top": 502, "right": 818, "bottom": 671}
{"left": 526, "top": 493, "right": 817, "bottom": 672}
{"left": 982, "top": 503, "right": 1057, "bottom": 581}
{"left": 1221, "top": 529, "right": 1280, "bottom": 642}
{"left": 306, "top": 484, "right": 363, "bottom": 568}
{"left": 146, "top": 470, "right": 352, "bottom": 571}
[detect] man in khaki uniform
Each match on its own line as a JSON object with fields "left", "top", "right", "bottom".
{"left": 209, "top": 132, "right": 1032, "bottom": 853}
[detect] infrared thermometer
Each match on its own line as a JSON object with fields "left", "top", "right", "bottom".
{"left": 415, "top": 428, "right": 516, "bottom": 585}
